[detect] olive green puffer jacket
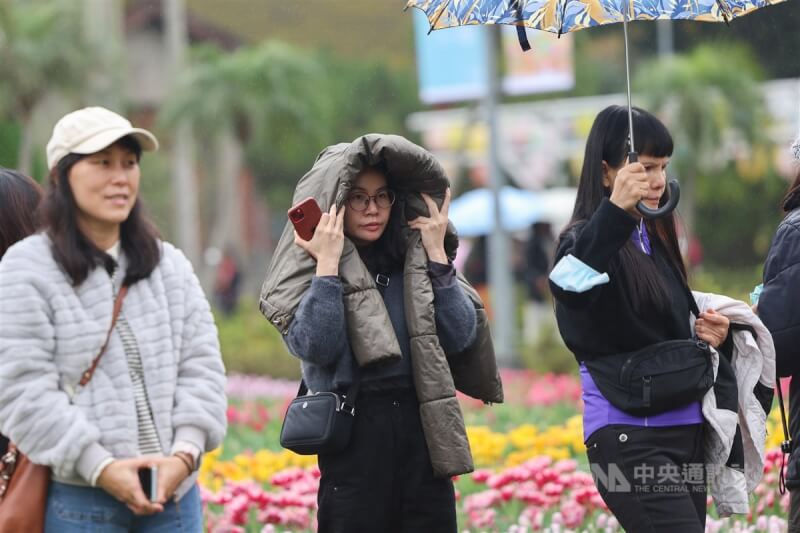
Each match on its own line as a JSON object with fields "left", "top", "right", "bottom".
{"left": 260, "top": 134, "right": 503, "bottom": 477}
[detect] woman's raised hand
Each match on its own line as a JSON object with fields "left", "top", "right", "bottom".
{"left": 609, "top": 161, "right": 649, "bottom": 215}
{"left": 408, "top": 188, "right": 451, "bottom": 264}
{"left": 294, "top": 204, "right": 345, "bottom": 276}
{"left": 695, "top": 308, "right": 730, "bottom": 349}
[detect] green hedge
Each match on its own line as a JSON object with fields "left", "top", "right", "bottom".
{"left": 217, "top": 265, "right": 761, "bottom": 378}
{"left": 214, "top": 299, "right": 301, "bottom": 379}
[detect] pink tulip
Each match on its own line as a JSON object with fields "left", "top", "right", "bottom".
{"left": 560, "top": 499, "right": 586, "bottom": 528}
{"left": 472, "top": 469, "right": 493, "bottom": 483}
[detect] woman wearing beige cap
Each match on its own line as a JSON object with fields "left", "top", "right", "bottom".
{"left": 0, "top": 107, "right": 226, "bottom": 532}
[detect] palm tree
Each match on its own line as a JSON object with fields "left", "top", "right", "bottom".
{"left": 159, "top": 40, "right": 330, "bottom": 268}
{"left": 635, "top": 44, "right": 769, "bottom": 234}
{"left": 0, "top": 0, "right": 88, "bottom": 175}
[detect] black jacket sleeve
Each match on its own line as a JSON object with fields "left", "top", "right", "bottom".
{"left": 759, "top": 214, "right": 800, "bottom": 377}
{"left": 549, "top": 198, "right": 637, "bottom": 309}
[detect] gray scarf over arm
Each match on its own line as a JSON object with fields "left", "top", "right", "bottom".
{"left": 260, "top": 134, "right": 503, "bottom": 477}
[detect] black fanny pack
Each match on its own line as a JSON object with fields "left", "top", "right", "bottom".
{"left": 584, "top": 338, "right": 713, "bottom": 416}
{"left": 583, "top": 277, "right": 714, "bottom": 417}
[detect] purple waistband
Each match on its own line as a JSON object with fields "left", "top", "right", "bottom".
{"left": 580, "top": 363, "right": 703, "bottom": 442}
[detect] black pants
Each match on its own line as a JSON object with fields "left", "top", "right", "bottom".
{"left": 586, "top": 424, "right": 706, "bottom": 533}
{"left": 790, "top": 490, "right": 800, "bottom": 533}
{"left": 316, "top": 387, "right": 457, "bottom": 533}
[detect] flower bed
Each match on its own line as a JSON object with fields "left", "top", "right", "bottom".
{"left": 204, "top": 372, "right": 791, "bottom": 532}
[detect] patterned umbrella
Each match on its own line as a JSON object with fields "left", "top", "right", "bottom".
{"left": 406, "top": 0, "right": 789, "bottom": 217}
{"left": 407, "top": 0, "right": 786, "bottom": 34}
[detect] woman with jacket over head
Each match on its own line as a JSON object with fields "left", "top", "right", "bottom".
{"left": 261, "top": 134, "right": 503, "bottom": 533}
{"left": 549, "top": 105, "right": 730, "bottom": 532}
{"left": 0, "top": 107, "right": 227, "bottom": 532}
{"left": 757, "top": 136, "right": 800, "bottom": 532}
{"left": 0, "top": 168, "right": 43, "bottom": 458}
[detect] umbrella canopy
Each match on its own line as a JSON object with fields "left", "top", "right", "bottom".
{"left": 449, "top": 186, "right": 576, "bottom": 237}
{"left": 407, "top": 0, "right": 788, "bottom": 218}
{"left": 408, "top": 0, "right": 789, "bottom": 34}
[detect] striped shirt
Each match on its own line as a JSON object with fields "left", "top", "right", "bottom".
{"left": 108, "top": 242, "right": 162, "bottom": 456}
{"left": 116, "top": 312, "right": 162, "bottom": 455}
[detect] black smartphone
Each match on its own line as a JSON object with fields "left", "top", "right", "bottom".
{"left": 138, "top": 465, "right": 158, "bottom": 502}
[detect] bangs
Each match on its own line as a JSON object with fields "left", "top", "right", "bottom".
{"left": 115, "top": 135, "right": 143, "bottom": 159}
{"left": 633, "top": 110, "right": 674, "bottom": 159}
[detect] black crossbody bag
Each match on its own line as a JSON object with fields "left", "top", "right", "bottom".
{"left": 279, "top": 272, "right": 391, "bottom": 455}
{"left": 583, "top": 278, "right": 714, "bottom": 417}
{"left": 279, "top": 375, "right": 360, "bottom": 456}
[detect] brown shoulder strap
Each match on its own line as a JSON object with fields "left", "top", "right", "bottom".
{"left": 78, "top": 286, "right": 129, "bottom": 387}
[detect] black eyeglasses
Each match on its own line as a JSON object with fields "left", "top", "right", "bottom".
{"left": 347, "top": 190, "right": 396, "bottom": 212}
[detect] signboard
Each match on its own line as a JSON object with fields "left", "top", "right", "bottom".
{"left": 413, "top": 10, "right": 574, "bottom": 104}
{"left": 412, "top": 10, "right": 488, "bottom": 105}
{"left": 502, "top": 29, "right": 574, "bottom": 95}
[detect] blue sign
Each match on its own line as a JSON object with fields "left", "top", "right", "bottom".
{"left": 412, "top": 10, "right": 488, "bottom": 105}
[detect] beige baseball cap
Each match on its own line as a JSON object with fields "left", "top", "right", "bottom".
{"left": 46, "top": 106, "right": 159, "bottom": 171}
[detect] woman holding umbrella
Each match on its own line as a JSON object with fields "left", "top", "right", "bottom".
{"left": 549, "top": 105, "right": 731, "bottom": 531}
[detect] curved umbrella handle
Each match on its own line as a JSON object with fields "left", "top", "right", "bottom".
{"left": 627, "top": 152, "right": 680, "bottom": 219}
{"left": 637, "top": 179, "right": 680, "bottom": 219}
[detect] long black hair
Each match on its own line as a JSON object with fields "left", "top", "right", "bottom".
{"left": 565, "top": 105, "right": 686, "bottom": 314}
{"left": 0, "top": 168, "right": 43, "bottom": 259}
{"left": 782, "top": 166, "right": 800, "bottom": 212}
{"left": 40, "top": 135, "right": 161, "bottom": 287}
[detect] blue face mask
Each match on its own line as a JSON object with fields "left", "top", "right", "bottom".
{"left": 549, "top": 254, "right": 610, "bottom": 293}
{"left": 750, "top": 283, "right": 763, "bottom": 306}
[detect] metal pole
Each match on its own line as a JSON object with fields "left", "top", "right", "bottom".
{"left": 656, "top": 19, "right": 674, "bottom": 57}
{"left": 164, "top": 0, "right": 202, "bottom": 270}
{"left": 797, "top": 77, "right": 800, "bottom": 139}
{"left": 83, "top": 0, "right": 122, "bottom": 109}
{"left": 623, "top": 16, "right": 636, "bottom": 153}
{"left": 486, "top": 24, "right": 517, "bottom": 367}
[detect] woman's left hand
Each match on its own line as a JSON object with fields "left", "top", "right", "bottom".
{"left": 154, "top": 455, "right": 192, "bottom": 504}
{"left": 695, "top": 308, "right": 730, "bottom": 348}
{"left": 408, "top": 188, "right": 451, "bottom": 264}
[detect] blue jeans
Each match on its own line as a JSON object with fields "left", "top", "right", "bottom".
{"left": 45, "top": 481, "right": 202, "bottom": 532}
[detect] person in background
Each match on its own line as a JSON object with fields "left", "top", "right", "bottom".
{"left": 522, "top": 221, "right": 555, "bottom": 344}
{"left": 0, "top": 107, "right": 227, "bottom": 532}
{"left": 0, "top": 167, "right": 43, "bottom": 457}
{"left": 756, "top": 135, "right": 800, "bottom": 533}
{"left": 214, "top": 246, "right": 242, "bottom": 316}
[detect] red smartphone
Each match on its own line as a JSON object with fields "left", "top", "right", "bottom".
{"left": 288, "top": 197, "right": 322, "bottom": 241}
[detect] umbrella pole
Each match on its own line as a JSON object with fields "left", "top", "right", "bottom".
{"left": 623, "top": 15, "right": 637, "bottom": 160}
{"left": 624, "top": 12, "right": 681, "bottom": 220}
